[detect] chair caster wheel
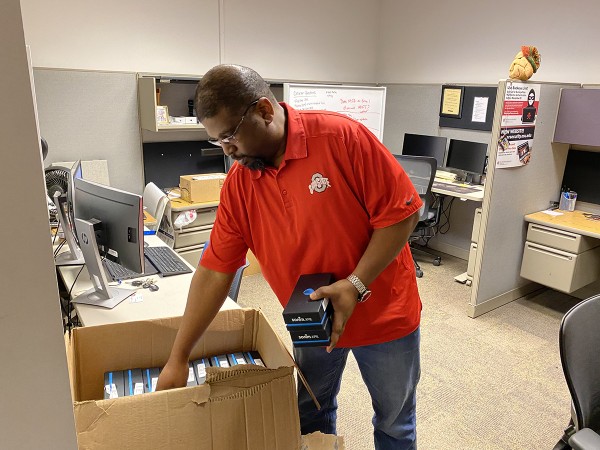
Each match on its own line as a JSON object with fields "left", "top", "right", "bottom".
{"left": 416, "top": 269, "right": 423, "bottom": 278}
{"left": 433, "top": 257, "right": 441, "bottom": 266}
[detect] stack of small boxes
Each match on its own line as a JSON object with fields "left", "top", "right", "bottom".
{"left": 283, "top": 273, "right": 334, "bottom": 347}
{"left": 103, "top": 351, "right": 264, "bottom": 399}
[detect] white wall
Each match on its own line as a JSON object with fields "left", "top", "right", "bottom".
{"left": 20, "top": 0, "right": 221, "bottom": 75}
{"left": 378, "top": 0, "right": 600, "bottom": 84}
{"left": 0, "top": 1, "right": 77, "bottom": 447}
{"left": 221, "top": 0, "right": 380, "bottom": 83}
{"left": 21, "top": 0, "right": 381, "bottom": 83}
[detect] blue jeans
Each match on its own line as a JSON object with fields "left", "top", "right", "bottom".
{"left": 295, "top": 328, "right": 420, "bottom": 450}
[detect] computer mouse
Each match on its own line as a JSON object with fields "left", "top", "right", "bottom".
{"left": 148, "top": 284, "right": 159, "bottom": 292}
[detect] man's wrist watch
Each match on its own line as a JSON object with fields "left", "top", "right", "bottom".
{"left": 346, "top": 274, "right": 372, "bottom": 303}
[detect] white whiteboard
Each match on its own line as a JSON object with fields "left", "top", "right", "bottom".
{"left": 283, "top": 83, "right": 386, "bottom": 141}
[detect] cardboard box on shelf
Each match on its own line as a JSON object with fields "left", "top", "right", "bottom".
{"left": 179, "top": 173, "right": 226, "bottom": 203}
{"left": 66, "top": 308, "right": 301, "bottom": 450}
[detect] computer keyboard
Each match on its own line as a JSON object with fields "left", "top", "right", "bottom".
{"left": 103, "top": 256, "right": 159, "bottom": 282}
{"left": 144, "top": 246, "right": 192, "bottom": 277}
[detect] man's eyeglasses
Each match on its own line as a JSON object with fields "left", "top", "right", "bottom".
{"left": 208, "top": 99, "right": 260, "bottom": 146}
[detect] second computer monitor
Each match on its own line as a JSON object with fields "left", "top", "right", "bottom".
{"left": 402, "top": 133, "right": 447, "bottom": 168}
{"left": 445, "top": 139, "right": 488, "bottom": 176}
{"left": 73, "top": 177, "right": 144, "bottom": 273}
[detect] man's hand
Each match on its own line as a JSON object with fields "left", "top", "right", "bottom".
{"left": 155, "top": 358, "right": 189, "bottom": 391}
{"left": 309, "top": 279, "right": 359, "bottom": 353}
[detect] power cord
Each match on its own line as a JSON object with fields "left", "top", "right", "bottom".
{"left": 436, "top": 196, "right": 455, "bottom": 235}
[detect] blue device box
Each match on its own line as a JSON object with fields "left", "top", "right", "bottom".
{"left": 283, "top": 273, "right": 334, "bottom": 347}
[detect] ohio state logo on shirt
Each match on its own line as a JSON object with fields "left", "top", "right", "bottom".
{"left": 308, "top": 173, "right": 331, "bottom": 194}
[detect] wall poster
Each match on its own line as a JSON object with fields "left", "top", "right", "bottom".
{"left": 495, "top": 81, "right": 541, "bottom": 168}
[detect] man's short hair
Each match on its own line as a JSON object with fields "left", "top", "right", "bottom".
{"left": 195, "top": 65, "right": 277, "bottom": 120}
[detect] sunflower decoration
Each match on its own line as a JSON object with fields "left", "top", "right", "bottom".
{"left": 509, "top": 46, "right": 541, "bottom": 81}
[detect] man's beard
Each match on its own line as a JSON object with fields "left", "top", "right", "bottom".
{"left": 245, "top": 158, "right": 266, "bottom": 172}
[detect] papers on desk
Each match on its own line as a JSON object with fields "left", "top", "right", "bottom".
{"left": 541, "top": 209, "right": 563, "bottom": 217}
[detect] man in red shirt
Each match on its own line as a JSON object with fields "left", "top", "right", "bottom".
{"left": 158, "top": 65, "right": 422, "bottom": 449}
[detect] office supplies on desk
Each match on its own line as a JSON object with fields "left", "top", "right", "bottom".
{"left": 432, "top": 181, "right": 482, "bottom": 195}
{"left": 435, "top": 170, "right": 457, "bottom": 181}
{"left": 559, "top": 190, "right": 577, "bottom": 212}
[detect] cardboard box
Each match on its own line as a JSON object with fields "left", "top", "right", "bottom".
{"left": 66, "top": 308, "right": 301, "bottom": 450}
{"left": 301, "top": 432, "right": 346, "bottom": 450}
{"left": 179, "top": 173, "right": 226, "bottom": 203}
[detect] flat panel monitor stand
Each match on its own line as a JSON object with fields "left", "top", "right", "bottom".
{"left": 72, "top": 218, "right": 135, "bottom": 309}
{"left": 53, "top": 193, "right": 85, "bottom": 266}
{"left": 71, "top": 177, "right": 144, "bottom": 309}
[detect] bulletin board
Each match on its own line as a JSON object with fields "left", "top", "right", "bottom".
{"left": 439, "top": 85, "right": 497, "bottom": 131}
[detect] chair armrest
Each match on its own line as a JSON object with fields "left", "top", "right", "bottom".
{"left": 569, "top": 428, "right": 600, "bottom": 450}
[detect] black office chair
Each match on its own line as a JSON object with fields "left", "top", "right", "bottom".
{"left": 554, "top": 294, "right": 600, "bottom": 450}
{"left": 198, "top": 239, "right": 250, "bottom": 302}
{"left": 394, "top": 155, "right": 442, "bottom": 278}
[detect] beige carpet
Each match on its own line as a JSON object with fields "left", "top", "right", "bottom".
{"left": 237, "top": 254, "right": 579, "bottom": 450}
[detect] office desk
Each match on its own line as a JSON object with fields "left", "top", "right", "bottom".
{"left": 521, "top": 210, "right": 600, "bottom": 293}
{"left": 430, "top": 178, "right": 485, "bottom": 284}
{"left": 143, "top": 210, "right": 156, "bottom": 228}
{"left": 57, "top": 235, "right": 238, "bottom": 327}
{"left": 525, "top": 210, "right": 600, "bottom": 238}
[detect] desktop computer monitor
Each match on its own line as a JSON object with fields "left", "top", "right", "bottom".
{"left": 445, "top": 139, "right": 488, "bottom": 182}
{"left": 401, "top": 133, "right": 447, "bottom": 168}
{"left": 72, "top": 177, "right": 144, "bottom": 308}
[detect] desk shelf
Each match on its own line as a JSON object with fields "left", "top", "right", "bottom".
{"left": 138, "top": 76, "right": 205, "bottom": 133}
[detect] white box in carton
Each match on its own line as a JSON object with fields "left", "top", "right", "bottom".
{"left": 179, "top": 173, "right": 226, "bottom": 203}
{"left": 66, "top": 309, "right": 301, "bottom": 450}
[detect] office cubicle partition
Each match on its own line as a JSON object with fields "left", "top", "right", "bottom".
{"left": 468, "top": 80, "right": 580, "bottom": 317}
{"left": 33, "top": 69, "right": 144, "bottom": 194}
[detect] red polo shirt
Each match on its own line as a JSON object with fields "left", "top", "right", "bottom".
{"left": 200, "top": 103, "right": 422, "bottom": 347}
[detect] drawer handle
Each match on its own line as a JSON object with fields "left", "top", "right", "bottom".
{"left": 527, "top": 244, "right": 573, "bottom": 261}
{"left": 530, "top": 224, "right": 577, "bottom": 240}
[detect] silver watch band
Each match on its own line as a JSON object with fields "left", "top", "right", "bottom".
{"left": 346, "top": 274, "right": 367, "bottom": 295}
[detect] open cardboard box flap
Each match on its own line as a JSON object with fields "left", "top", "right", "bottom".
{"left": 66, "top": 308, "right": 303, "bottom": 449}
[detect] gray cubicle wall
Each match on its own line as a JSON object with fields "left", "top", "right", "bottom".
{"left": 33, "top": 69, "right": 144, "bottom": 194}
{"left": 382, "top": 84, "right": 441, "bottom": 152}
{"left": 382, "top": 83, "right": 494, "bottom": 259}
{"left": 469, "top": 80, "right": 579, "bottom": 317}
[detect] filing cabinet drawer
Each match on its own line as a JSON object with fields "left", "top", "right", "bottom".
{"left": 526, "top": 223, "right": 600, "bottom": 254}
{"left": 176, "top": 244, "right": 205, "bottom": 268}
{"left": 466, "top": 243, "right": 477, "bottom": 278}
{"left": 520, "top": 241, "right": 600, "bottom": 293}
{"left": 171, "top": 207, "right": 217, "bottom": 230}
{"left": 174, "top": 225, "right": 212, "bottom": 249}
{"left": 471, "top": 208, "right": 482, "bottom": 244}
